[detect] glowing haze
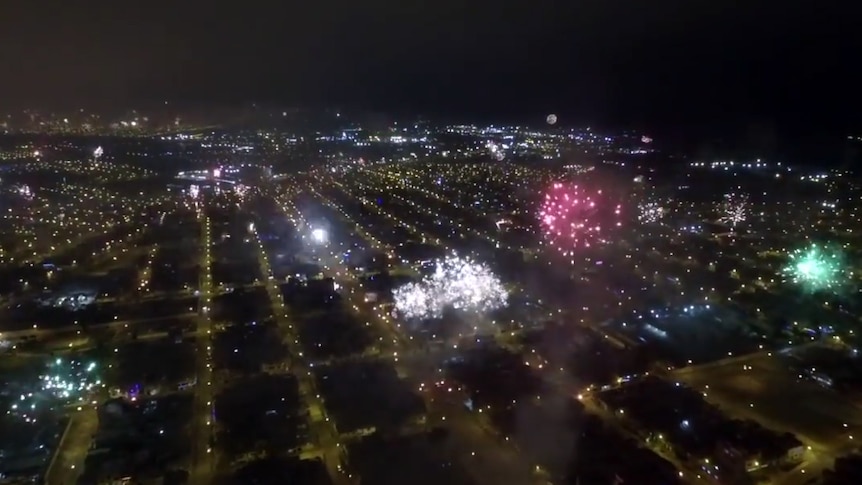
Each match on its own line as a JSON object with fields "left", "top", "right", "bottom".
{"left": 539, "top": 182, "right": 622, "bottom": 255}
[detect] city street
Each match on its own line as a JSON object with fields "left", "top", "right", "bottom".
{"left": 250, "top": 221, "right": 354, "bottom": 485}
{"left": 189, "top": 213, "right": 215, "bottom": 485}
{"left": 44, "top": 407, "right": 98, "bottom": 485}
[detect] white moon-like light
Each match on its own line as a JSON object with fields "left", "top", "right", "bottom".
{"left": 311, "top": 228, "right": 328, "bottom": 244}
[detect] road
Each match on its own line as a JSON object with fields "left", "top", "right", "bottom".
{"left": 44, "top": 407, "right": 99, "bottom": 485}
{"left": 670, "top": 342, "right": 820, "bottom": 377}
{"left": 189, "top": 213, "right": 216, "bottom": 485}
{"left": 434, "top": 397, "right": 544, "bottom": 485}
{"left": 673, "top": 344, "right": 862, "bottom": 484}
{"left": 249, "top": 223, "right": 354, "bottom": 485}
{"left": 1, "top": 313, "right": 196, "bottom": 349}
{"left": 577, "top": 393, "right": 703, "bottom": 484}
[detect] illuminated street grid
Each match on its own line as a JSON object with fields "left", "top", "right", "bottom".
{"left": 1, "top": 134, "right": 862, "bottom": 485}
{"left": 0, "top": 158, "right": 172, "bottom": 266}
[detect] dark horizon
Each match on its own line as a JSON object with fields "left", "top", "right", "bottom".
{"left": 1, "top": 1, "right": 860, "bottom": 135}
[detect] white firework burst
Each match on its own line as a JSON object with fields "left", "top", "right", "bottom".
{"left": 719, "top": 193, "right": 748, "bottom": 227}
{"left": 234, "top": 184, "right": 249, "bottom": 199}
{"left": 393, "top": 254, "right": 508, "bottom": 320}
{"left": 638, "top": 200, "right": 666, "bottom": 224}
{"left": 486, "top": 141, "right": 505, "bottom": 161}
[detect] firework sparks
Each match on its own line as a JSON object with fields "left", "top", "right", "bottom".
{"left": 719, "top": 192, "right": 748, "bottom": 227}
{"left": 486, "top": 141, "right": 505, "bottom": 161}
{"left": 783, "top": 244, "right": 847, "bottom": 292}
{"left": 16, "top": 184, "right": 32, "bottom": 198}
{"left": 393, "top": 255, "right": 508, "bottom": 320}
{"left": 638, "top": 200, "right": 666, "bottom": 224}
{"left": 539, "top": 182, "right": 622, "bottom": 254}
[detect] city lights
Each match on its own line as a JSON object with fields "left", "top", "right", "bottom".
{"left": 3, "top": 106, "right": 862, "bottom": 485}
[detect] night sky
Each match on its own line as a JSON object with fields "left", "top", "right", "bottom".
{"left": 1, "top": 1, "right": 859, "bottom": 131}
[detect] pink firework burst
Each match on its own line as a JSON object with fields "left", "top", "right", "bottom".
{"left": 539, "top": 182, "right": 622, "bottom": 254}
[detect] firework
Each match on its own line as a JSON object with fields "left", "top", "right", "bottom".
{"left": 719, "top": 193, "right": 748, "bottom": 227}
{"left": 783, "top": 244, "right": 847, "bottom": 292}
{"left": 486, "top": 141, "right": 505, "bottom": 161}
{"left": 234, "top": 184, "right": 249, "bottom": 199}
{"left": 638, "top": 200, "right": 666, "bottom": 224}
{"left": 40, "top": 358, "right": 100, "bottom": 400}
{"left": 393, "top": 255, "right": 508, "bottom": 320}
{"left": 539, "top": 182, "right": 622, "bottom": 254}
{"left": 16, "top": 184, "right": 32, "bottom": 198}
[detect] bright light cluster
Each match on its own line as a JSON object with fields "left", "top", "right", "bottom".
{"left": 311, "top": 227, "right": 328, "bottom": 244}
{"left": 40, "top": 358, "right": 100, "bottom": 400}
{"left": 393, "top": 255, "right": 508, "bottom": 319}
{"left": 7, "top": 358, "right": 101, "bottom": 424}
{"left": 486, "top": 141, "right": 505, "bottom": 161}
{"left": 638, "top": 200, "right": 666, "bottom": 224}
{"left": 539, "top": 182, "right": 622, "bottom": 254}
{"left": 719, "top": 192, "right": 748, "bottom": 227}
{"left": 16, "top": 184, "right": 32, "bottom": 198}
{"left": 783, "top": 244, "right": 847, "bottom": 292}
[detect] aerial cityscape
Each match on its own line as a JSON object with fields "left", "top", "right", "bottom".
{"left": 1, "top": 2, "right": 860, "bottom": 485}
{"left": 0, "top": 111, "right": 860, "bottom": 485}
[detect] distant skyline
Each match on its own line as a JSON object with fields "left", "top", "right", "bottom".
{"left": 1, "top": 1, "right": 859, "bottom": 134}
